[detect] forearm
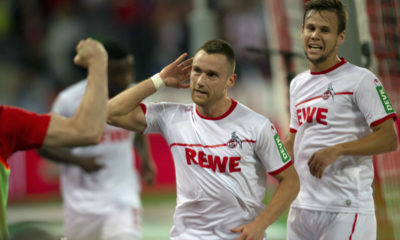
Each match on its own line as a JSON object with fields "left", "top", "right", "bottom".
{"left": 108, "top": 78, "right": 157, "bottom": 118}
{"left": 333, "top": 120, "right": 398, "bottom": 156}
{"left": 283, "top": 134, "right": 295, "bottom": 160}
{"left": 72, "top": 61, "right": 108, "bottom": 140}
{"left": 37, "top": 147, "right": 83, "bottom": 166}
{"left": 256, "top": 175, "right": 299, "bottom": 230}
{"left": 107, "top": 78, "right": 158, "bottom": 132}
{"left": 134, "top": 134, "right": 151, "bottom": 164}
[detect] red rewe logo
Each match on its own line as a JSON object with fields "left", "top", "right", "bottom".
{"left": 296, "top": 107, "right": 328, "bottom": 126}
{"left": 185, "top": 148, "right": 241, "bottom": 173}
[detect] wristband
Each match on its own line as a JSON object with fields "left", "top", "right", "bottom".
{"left": 151, "top": 73, "right": 166, "bottom": 90}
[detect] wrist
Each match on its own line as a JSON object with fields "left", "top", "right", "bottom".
{"left": 151, "top": 73, "right": 166, "bottom": 90}
{"left": 332, "top": 144, "right": 345, "bottom": 156}
{"left": 88, "top": 60, "right": 108, "bottom": 73}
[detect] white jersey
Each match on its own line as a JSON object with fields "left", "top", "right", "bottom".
{"left": 289, "top": 58, "right": 396, "bottom": 214}
{"left": 142, "top": 99, "right": 292, "bottom": 239}
{"left": 52, "top": 80, "right": 140, "bottom": 214}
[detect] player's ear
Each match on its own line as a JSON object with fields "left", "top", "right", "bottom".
{"left": 227, "top": 74, "right": 236, "bottom": 88}
{"left": 337, "top": 30, "right": 346, "bottom": 47}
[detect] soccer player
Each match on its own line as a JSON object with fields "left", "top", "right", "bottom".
{"left": 107, "top": 39, "right": 300, "bottom": 240}
{"left": 38, "top": 41, "right": 156, "bottom": 240}
{"left": 0, "top": 38, "right": 108, "bottom": 240}
{"left": 284, "top": 0, "right": 398, "bottom": 239}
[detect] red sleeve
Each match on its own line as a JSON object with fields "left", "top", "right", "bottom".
{"left": 0, "top": 106, "right": 51, "bottom": 160}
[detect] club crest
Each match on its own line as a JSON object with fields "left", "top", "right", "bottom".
{"left": 227, "top": 131, "right": 242, "bottom": 149}
{"left": 322, "top": 83, "right": 335, "bottom": 100}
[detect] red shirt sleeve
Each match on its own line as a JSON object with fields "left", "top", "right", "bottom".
{"left": 0, "top": 106, "right": 51, "bottom": 160}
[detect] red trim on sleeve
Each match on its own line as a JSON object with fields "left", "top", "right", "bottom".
{"left": 269, "top": 160, "right": 293, "bottom": 176}
{"left": 310, "top": 57, "right": 347, "bottom": 75}
{"left": 139, "top": 103, "right": 147, "bottom": 114}
{"left": 289, "top": 128, "right": 297, "bottom": 133}
{"left": 348, "top": 213, "right": 358, "bottom": 240}
{"left": 370, "top": 113, "right": 397, "bottom": 127}
{"left": 196, "top": 99, "right": 237, "bottom": 120}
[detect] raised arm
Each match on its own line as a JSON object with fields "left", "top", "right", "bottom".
{"left": 43, "top": 38, "right": 108, "bottom": 147}
{"left": 231, "top": 165, "right": 300, "bottom": 239}
{"left": 308, "top": 118, "right": 398, "bottom": 178}
{"left": 107, "top": 53, "right": 192, "bottom": 132}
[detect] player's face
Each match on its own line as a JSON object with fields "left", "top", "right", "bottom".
{"left": 190, "top": 50, "right": 235, "bottom": 109}
{"left": 108, "top": 55, "right": 134, "bottom": 98}
{"left": 301, "top": 10, "right": 345, "bottom": 70}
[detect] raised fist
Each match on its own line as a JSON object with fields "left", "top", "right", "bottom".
{"left": 73, "top": 38, "right": 108, "bottom": 68}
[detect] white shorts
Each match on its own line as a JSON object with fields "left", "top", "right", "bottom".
{"left": 64, "top": 206, "right": 142, "bottom": 240}
{"left": 287, "top": 207, "right": 376, "bottom": 240}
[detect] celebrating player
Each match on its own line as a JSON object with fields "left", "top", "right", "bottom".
{"left": 107, "top": 39, "right": 300, "bottom": 240}
{"left": 0, "top": 38, "right": 108, "bottom": 240}
{"left": 38, "top": 40, "right": 156, "bottom": 240}
{"left": 284, "top": 0, "right": 398, "bottom": 239}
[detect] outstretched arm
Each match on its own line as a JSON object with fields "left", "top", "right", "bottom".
{"left": 43, "top": 38, "right": 108, "bottom": 147}
{"left": 231, "top": 165, "right": 300, "bottom": 240}
{"left": 107, "top": 53, "right": 192, "bottom": 132}
{"left": 308, "top": 118, "right": 398, "bottom": 178}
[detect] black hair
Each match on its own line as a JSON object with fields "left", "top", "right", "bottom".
{"left": 102, "top": 40, "right": 129, "bottom": 60}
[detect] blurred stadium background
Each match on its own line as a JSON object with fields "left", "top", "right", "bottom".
{"left": 1, "top": 0, "right": 399, "bottom": 239}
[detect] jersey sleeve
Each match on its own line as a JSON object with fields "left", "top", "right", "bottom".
{"left": 255, "top": 120, "right": 293, "bottom": 175}
{"left": 354, "top": 74, "right": 397, "bottom": 127}
{"left": 142, "top": 102, "right": 165, "bottom": 134}
{"left": 1, "top": 106, "right": 50, "bottom": 155}
{"left": 289, "top": 80, "right": 299, "bottom": 133}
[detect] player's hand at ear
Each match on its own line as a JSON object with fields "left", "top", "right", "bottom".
{"left": 79, "top": 157, "right": 103, "bottom": 173}
{"left": 308, "top": 146, "right": 340, "bottom": 178}
{"left": 231, "top": 221, "right": 265, "bottom": 240}
{"left": 159, "top": 53, "right": 192, "bottom": 89}
{"left": 74, "top": 38, "right": 108, "bottom": 68}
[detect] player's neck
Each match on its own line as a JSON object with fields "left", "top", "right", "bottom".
{"left": 196, "top": 97, "right": 232, "bottom": 118}
{"left": 310, "top": 56, "right": 341, "bottom": 73}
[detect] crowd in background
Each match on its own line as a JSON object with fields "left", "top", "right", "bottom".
{"left": 0, "top": 0, "right": 272, "bottom": 114}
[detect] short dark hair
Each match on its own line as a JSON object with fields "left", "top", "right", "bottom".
{"left": 303, "top": 0, "right": 348, "bottom": 34}
{"left": 197, "top": 39, "right": 236, "bottom": 72}
{"left": 102, "top": 40, "right": 129, "bottom": 60}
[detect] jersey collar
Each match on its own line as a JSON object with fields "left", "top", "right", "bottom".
{"left": 195, "top": 99, "right": 237, "bottom": 120}
{"left": 310, "top": 57, "right": 347, "bottom": 75}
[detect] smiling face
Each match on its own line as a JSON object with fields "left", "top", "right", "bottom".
{"left": 302, "top": 10, "right": 345, "bottom": 71}
{"left": 190, "top": 50, "right": 236, "bottom": 114}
